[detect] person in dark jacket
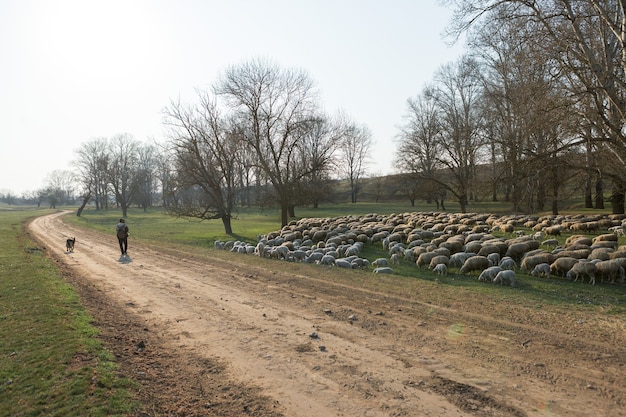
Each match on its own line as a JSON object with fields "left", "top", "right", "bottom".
{"left": 116, "top": 218, "right": 129, "bottom": 255}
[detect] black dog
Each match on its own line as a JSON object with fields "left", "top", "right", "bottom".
{"left": 66, "top": 237, "right": 76, "bottom": 253}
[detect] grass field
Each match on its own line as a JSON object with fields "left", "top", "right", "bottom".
{"left": 67, "top": 204, "right": 626, "bottom": 313}
{"left": 3, "top": 202, "right": 626, "bottom": 416}
{"left": 0, "top": 206, "right": 135, "bottom": 417}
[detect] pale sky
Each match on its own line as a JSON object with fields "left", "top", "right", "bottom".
{"left": 0, "top": 0, "right": 465, "bottom": 196}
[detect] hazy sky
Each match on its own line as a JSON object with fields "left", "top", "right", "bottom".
{"left": 0, "top": 0, "right": 465, "bottom": 196}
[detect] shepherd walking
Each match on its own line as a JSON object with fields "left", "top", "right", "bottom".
{"left": 116, "top": 218, "right": 129, "bottom": 255}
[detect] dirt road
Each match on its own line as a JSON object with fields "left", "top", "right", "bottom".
{"left": 28, "top": 211, "right": 626, "bottom": 416}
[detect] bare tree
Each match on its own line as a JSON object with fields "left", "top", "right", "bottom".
{"left": 336, "top": 112, "right": 373, "bottom": 204}
{"left": 163, "top": 92, "right": 238, "bottom": 234}
{"left": 293, "top": 114, "right": 341, "bottom": 208}
{"left": 45, "top": 169, "right": 76, "bottom": 205}
{"left": 74, "top": 138, "right": 110, "bottom": 213}
{"left": 214, "top": 58, "right": 320, "bottom": 226}
{"left": 395, "top": 85, "right": 445, "bottom": 206}
{"left": 134, "top": 142, "right": 160, "bottom": 211}
{"left": 429, "top": 56, "right": 485, "bottom": 212}
{"left": 108, "top": 133, "right": 139, "bottom": 218}
{"left": 443, "top": 0, "right": 626, "bottom": 212}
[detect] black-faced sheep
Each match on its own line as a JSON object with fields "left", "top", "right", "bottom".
{"left": 460, "top": 256, "right": 490, "bottom": 274}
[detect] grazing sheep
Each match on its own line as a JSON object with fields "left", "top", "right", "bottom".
{"left": 549, "top": 257, "right": 578, "bottom": 277}
{"left": 487, "top": 252, "right": 500, "bottom": 267}
{"left": 477, "top": 245, "right": 501, "bottom": 258}
{"left": 460, "top": 256, "right": 490, "bottom": 274}
{"left": 432, "top": 263, "right": 448, "bottom": 275}
{"left": 351, "top": 257, "right": 370, "bottom": 269}
{"left": 372, "top": 258, "right": 389, "bottom": 268}
{"left": 544, "top": 225, "right": 562, "bottom": 236}
{"left": 541, "top": 239, "right": 559, "bottom": 248}
{"left": 593, "top": 233, "right": 618, "bottom": 243}
{"left": 493, "top": 270, "right": 516, "bottom": 286}
{"left": 530, "top": 263, "right": 550, "bottom": 278}
{"left": 334, "top": 258, "right": 354, "bottom": 269}
{"left": 566, "top": 261, "right": 597, "bottom": 285}
{"left": 478, "top": 266, "right": 502, "bottom": 282}
{"left": 449, "top": 252, "right": 476, "bottom": 268}
{"left": 390, "top": 253, "right": 401, "bottom": 265}
{"left": 373, "top": 267, "right": 394, "bottom": 274}
{"left": 319, "top": 254, "right": 336, "bottom": 266}
{"left": 609, "top": 225, "right": 626, "bottom": 237}
{"left": 499, "top": 256, "right": 517, "bottom": 271}
{"left": 520, "top": 253, "right": 556, "bottom": 272}
{"left": 416, "top": 252, "right": 439, "bottom": 268}
{"left": 505, "top": 242, "right": 531, "bottom": 263}
{"left": 428, "top": 255, "right": 450, "bottom": 270}
{"left": 588, "top": 248, "right": 613, "bottom": 261}
{"left": 594, "top": 260, "right": 626, "bottom": 284}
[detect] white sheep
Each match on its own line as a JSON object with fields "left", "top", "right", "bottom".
{"left": 432, "top": 263, "right": 448, "bottom": 275}
{"left": 567, "top": 261, "right": 597, "bottom": 285}
{"left": 373, "top": 267, "right": 394, "bottom": 274}
{"left": 493, "top": 270, "right": 516, "bottom": 286}
{"left": 486, "top": 252, "right": 500, "bottom": 267}
{"left": 334, "top": 258, "right": 353, "bottom": 269}
{"left": 372, "top": 258, "right": 389, "bottom": 268}
{"left": 390, "top": 253, "right": 401, "bottom": 265}
{"left": 478, "top": 266, "right": 502, "bottom": 282}
{"left": 530, "top": 263, "right": 550, "bottom": 278}
{"left": 499, "top": 256, "right": 517, "bottom": 271}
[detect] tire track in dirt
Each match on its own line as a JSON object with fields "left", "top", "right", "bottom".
{"left": 29, "top": 211, "right": 626, "bottom": 417}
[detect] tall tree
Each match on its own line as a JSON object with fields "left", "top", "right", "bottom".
{"left": 430, "top": 56, "right": 484, "bottom": 212}
{"left": 443, "top": 0, "right": 626, "bottom": 212}
{"left": 74, "top": 138, "right": 110, "bottom": 211}
{"left": 163, "top": 93, "right": 238, "bottom": 234}
{"left": 336, "top": 113, "right": 373, "bottom": 204}
{"left": 108, "top": 133, "right": 139, "bottom": 218}
{"left": 214, "top": 58, "right": 320, "bottom": 226}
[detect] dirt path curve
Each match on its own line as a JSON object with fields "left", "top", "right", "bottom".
{"left": 29, "top": 211, "right": 626, "bottom": 417}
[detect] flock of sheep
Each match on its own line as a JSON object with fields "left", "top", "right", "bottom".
{"left": 214, "top": 211, "right": 626, "bottom": 287}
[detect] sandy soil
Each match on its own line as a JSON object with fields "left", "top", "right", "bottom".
{"left": 27, "top": 211, "right": 626, "bottom": 417}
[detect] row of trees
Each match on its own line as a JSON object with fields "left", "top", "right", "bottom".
{"left": 395, "top": 0, "right": 626, "bottom": 215}
{"left": 162, "top": 58, "right": 373, "bottom": 232}
{"left": 69, "top": 60, "right": 374, "bottom": 232}
{"left": 74, "top": 134, "right": 163, "bottom": 218}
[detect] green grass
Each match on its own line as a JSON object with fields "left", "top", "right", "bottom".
{"left": 66, "top": 204, "right": 626, "bottom": 314}
{"left": 0, "top": 207, "right": 136, "bottom": 417}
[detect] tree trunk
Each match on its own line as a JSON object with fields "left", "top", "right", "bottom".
{"left": 584, "top": 169, "right": 593, "bottom": 208}
{"left": 611, "top": 182, "right": 625, "bottom": 214}
{"left": 76, "top": 193, "right": 92, "bottom": 217}
{"left": 221, "top": 214, "right": 233, "bottom": 235}
{"left": 280, "top": 204, "right": 289, "bottom": 227}
{"left": 595, "top": 176, "right": 605, "bottom": 209}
